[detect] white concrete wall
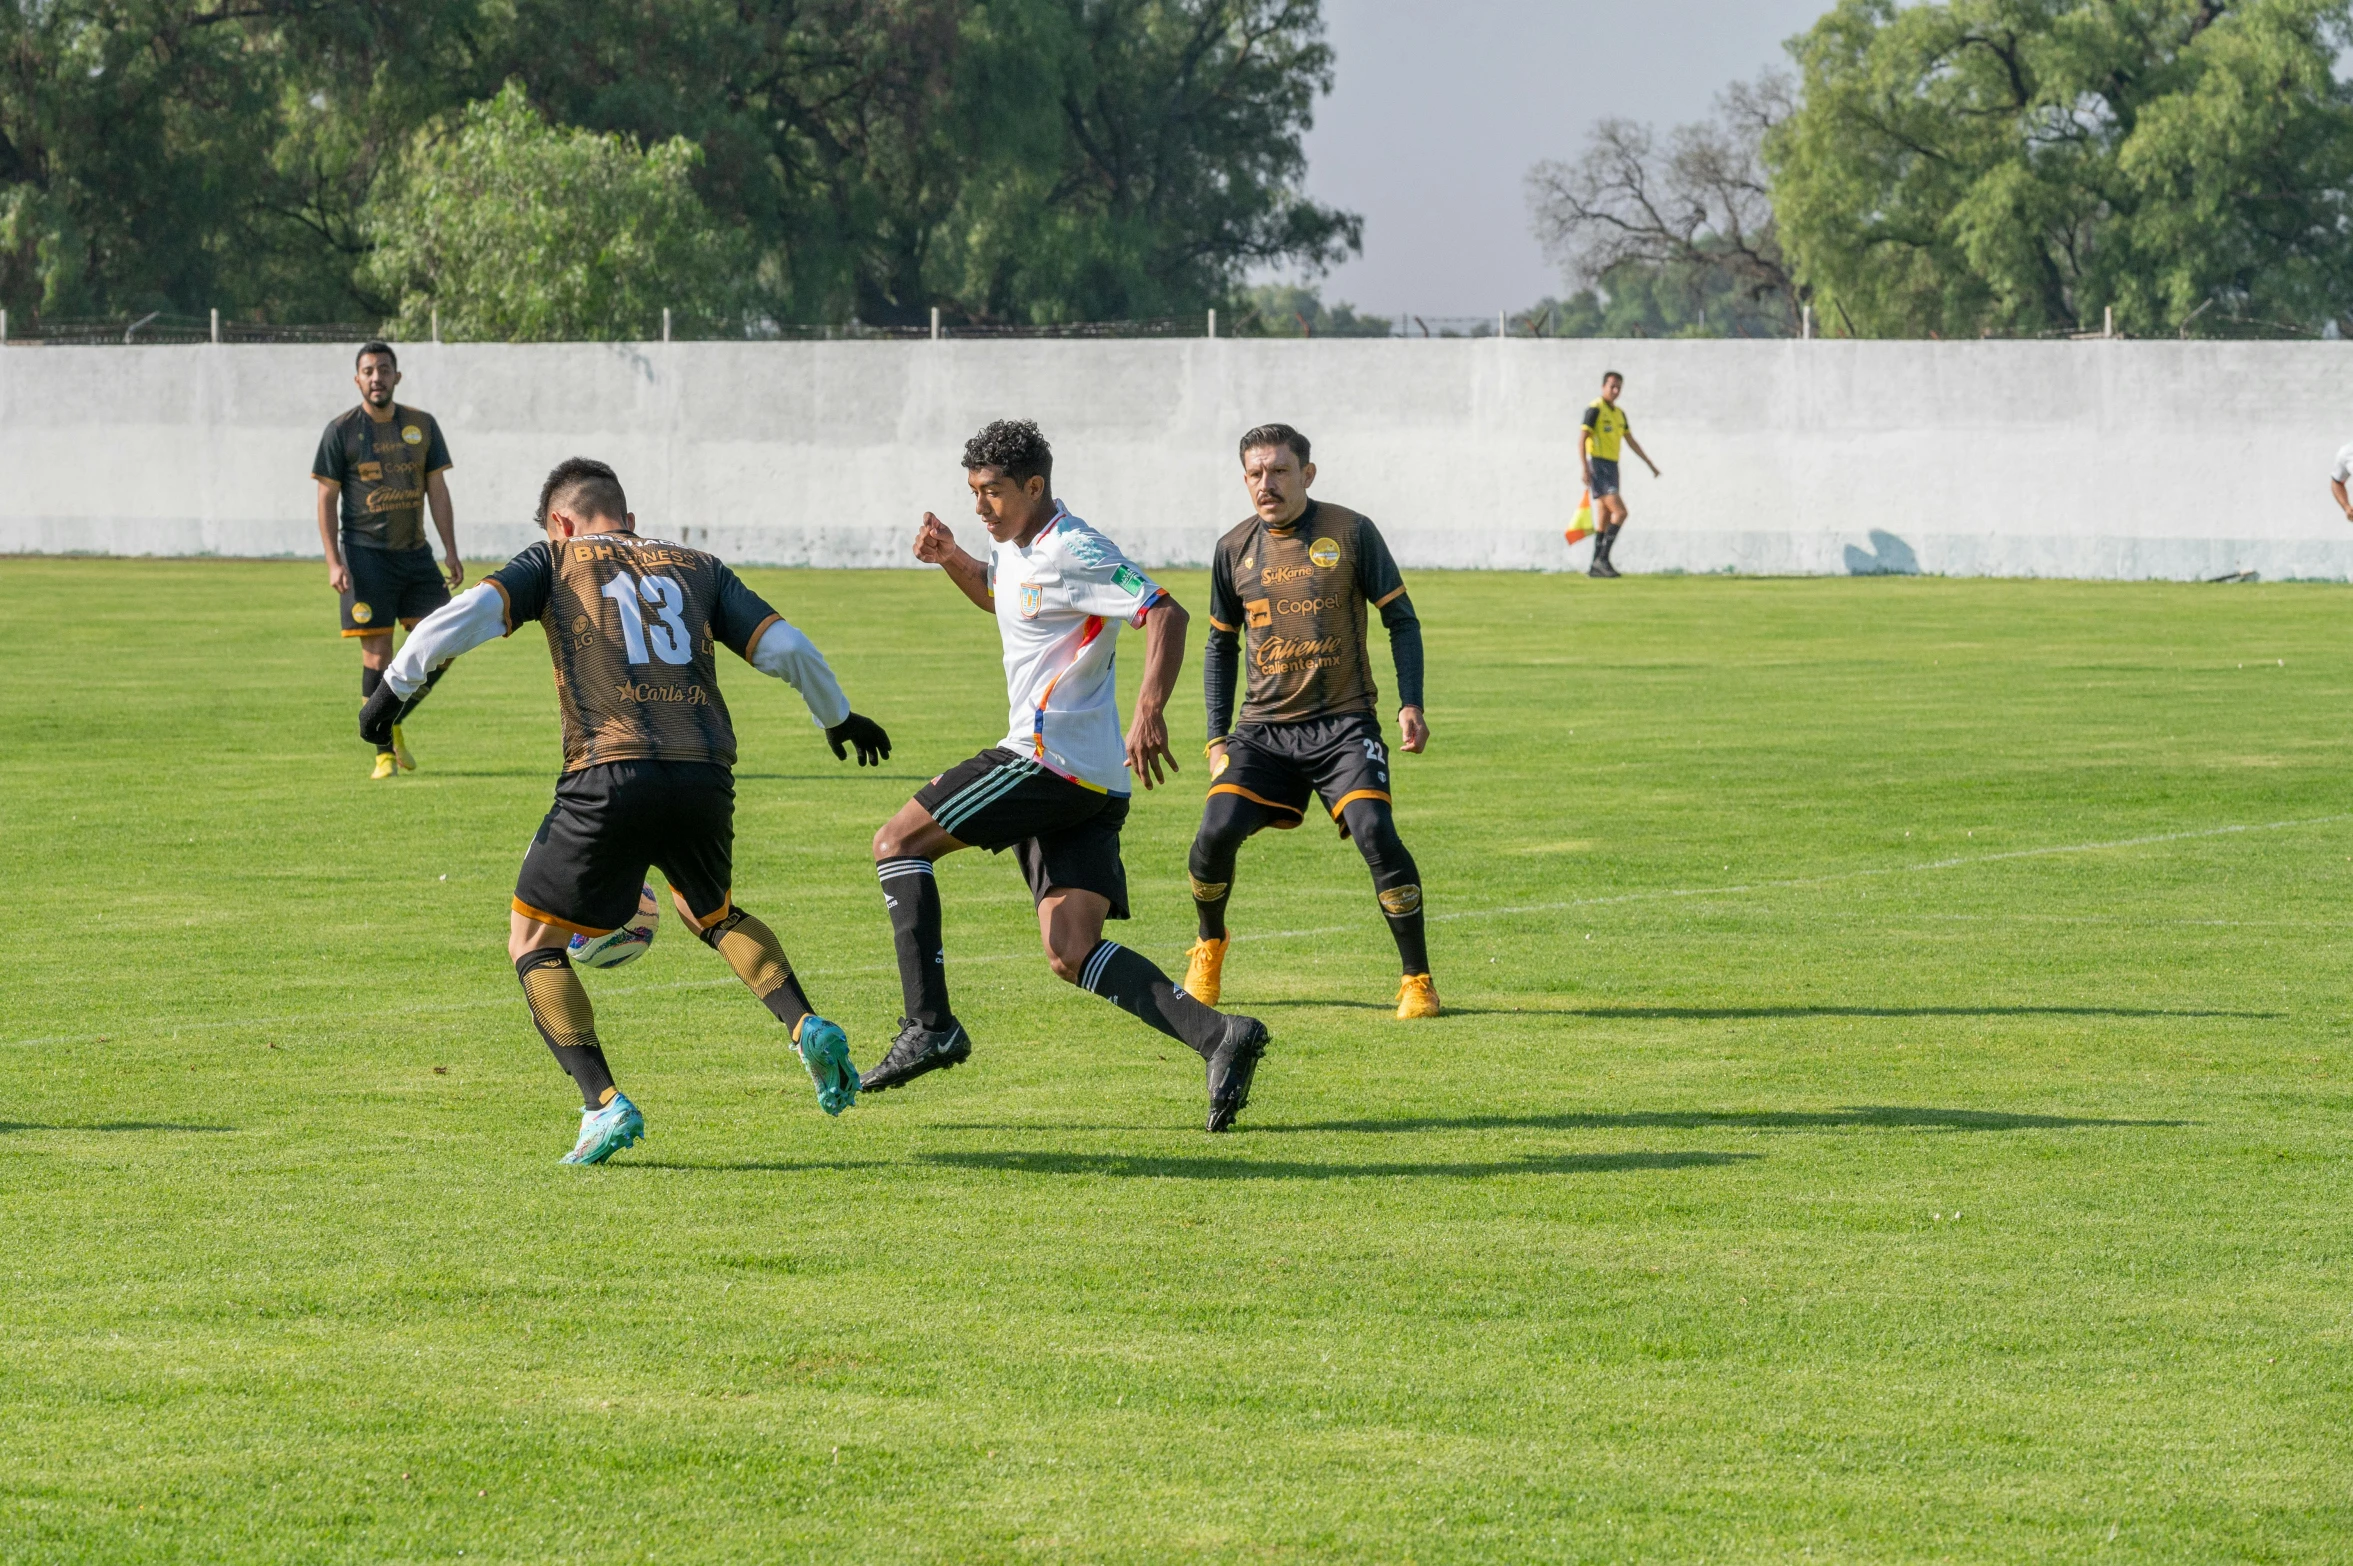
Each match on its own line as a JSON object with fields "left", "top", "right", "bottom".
{"left": 4, "top": 338, "right": 2350, "bottom": 578}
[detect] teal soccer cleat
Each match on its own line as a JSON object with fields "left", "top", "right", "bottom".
{"left": 561, "top": 1093, "right": 645, "bottom": 1164}
{"left": 795, "top": 1015, "right": 860, "bottom": 1117}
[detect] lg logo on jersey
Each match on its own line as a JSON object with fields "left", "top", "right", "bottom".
{"left": 599, "top": 573, "right": 695, "bottom": 665}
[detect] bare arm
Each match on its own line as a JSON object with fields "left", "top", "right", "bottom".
{"left": 913, "top": 513, "right": 994, "bottom": 612}
{"left": 426, "top": 469, "right": 462, "bottom": 588}
{"left": 316, "top": 479, "right": 348, "bottom": 593}
{"left": 2334, "top": 477, "right": 2352, "bottom": 520}
{"left": 1625, "top": 433, "right": 1660, "bottom": 477}
{"left": 1126, "top": 596, "right": 1188, "bottom": 790}
{"left": 1579, "top": 427, "right": 1594, "bottom": 484}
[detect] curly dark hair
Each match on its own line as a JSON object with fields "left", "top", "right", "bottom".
{"left": 961, "top": 419, "right": 1053, "bottom": 488}
{"left": 1238, "top": 423, "right": 1309, "bottom": 464}
{"left": 536, "top": 456, "right": 629, "bottom": 528}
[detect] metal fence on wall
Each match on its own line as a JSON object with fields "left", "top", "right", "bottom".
{"left": 0, "top": 308, "right": 1540, "bottom": 346}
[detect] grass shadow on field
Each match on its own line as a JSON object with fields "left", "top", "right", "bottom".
{"left": 608, "top": 1159, "right": 900, "bottom": 1175}
{"left": 918, "top": 1149, "right": 1755, "bottom": 1181}
{"left": 1244, "top": 999, "right": 2278, "bottom": 1020}
{"left": 0, "top": 1122, "right": 237, "bottom": 1135}
{"left": 1263, "top": 1106, "right": 2182, "bottom": 1136}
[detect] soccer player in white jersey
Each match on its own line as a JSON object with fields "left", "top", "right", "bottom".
{"left": 862, "top": 420, "right": 1271, "bottom": 1133}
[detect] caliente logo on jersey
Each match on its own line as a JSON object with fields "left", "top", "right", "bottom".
{"left": 1309, "top": 537, "right": 1341, "bottom": 569}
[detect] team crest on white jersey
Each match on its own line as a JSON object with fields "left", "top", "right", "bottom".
{"left": 1018, "top": 580, "right": 1044, "bottom": 619}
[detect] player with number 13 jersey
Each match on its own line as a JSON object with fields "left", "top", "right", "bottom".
{"left": 365, "top": 457, "right": 893, "bottom": 1164}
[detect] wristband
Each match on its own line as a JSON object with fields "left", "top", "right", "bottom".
{"left": 1203, "top": 738, "right": 1230, "bottom": 757}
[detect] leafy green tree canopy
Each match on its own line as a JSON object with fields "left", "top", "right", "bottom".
{"left": 1770, "top": 0, "right": 2353, "bottom": 338}
{"left": 0, "top": 0, "right": 1357, "bottom": 336}
{"left": 362, "top": 83, "right": 743, "bottom": 342}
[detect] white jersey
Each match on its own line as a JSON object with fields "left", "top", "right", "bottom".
{"left": 988, "top": 504, "right": 1166, "bottom": 794}
{"left": 2332, "top": 440, "right": 2353, "bottom": 483}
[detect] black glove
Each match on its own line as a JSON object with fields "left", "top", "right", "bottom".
{"left": 826, "top": 711, "right": 891, "bottom": 766}
{"left": 359, "top": 681, "right": 405, "bottom": 748}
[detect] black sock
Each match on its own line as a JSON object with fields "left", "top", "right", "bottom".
{"left": 1344, "top": 801, "right": 1431, "bottom": 977}
{"left": 878, "top": 858, "right": 952, "bottom": 1029}
{"left": 702, "top": 908, "right": 815, "bottom": 1036}
{"left": 515, "top": 948, "right": 618, "bottom": 1108}
{"left": 396, "top": 664, "right": 446, "bottom": 722}
{"left": 361, "top": 666, "right": 389, "bottom": 748}
{"left": 1189, "top": 857, "right": 1236, "bottom": 942}
{"left": 1376, "top": 878, "right": 1431, "bottom": 975}
{"left": 1079, "top": 940, "right": 1228, "bottom": 1057}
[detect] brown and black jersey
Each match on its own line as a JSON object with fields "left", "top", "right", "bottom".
{"left": 485, "top": 533, "right": 784, "bottom": 772}
{"left": 1208, "top": 501, "right": 1408, "bottom": 726}
{"left": 312, "top": 404, "right": 453, "bottom": 551}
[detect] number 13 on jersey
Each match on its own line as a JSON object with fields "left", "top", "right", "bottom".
{"left": 599, "top": 572, "right": 694, "bottom": 665}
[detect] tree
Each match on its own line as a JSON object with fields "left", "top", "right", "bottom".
{"left": 1769, "top": 0, "right": 2353, "bottom": 338}
{"left": 361, "top": 83, "right": 747, "bottom": 341}
{"left": 933, "top": 0, "right": 1361, "bottom": 324}
{"left": 1525, "top": 75, "right": 1801, "bottom": 336}
{"left": 509, "top": 0, "right": 1360, "bottom": 327}
{"left": 1237, "top": 283, "right": 1390, "bottom": 335}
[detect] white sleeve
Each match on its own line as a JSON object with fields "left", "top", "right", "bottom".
{"left": 748, "top": 618, "right": 852, "bottom": 729}
{"left": 2333, "top": 445, "right": 2353, "bottom": 483}
{"left": 384, "top": 584, "right": 506, "bottom": 697}
{"left": 1061, "top": 533, "right": 1165, "bottom": 627}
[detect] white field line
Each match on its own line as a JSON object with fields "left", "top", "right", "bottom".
{"left": 8, "top": 813, "right": 2344, "bottom": 1050}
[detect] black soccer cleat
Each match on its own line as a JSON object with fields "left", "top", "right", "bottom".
{"left": 1205, "top": 1015, "right": 1268, "bottom": 1134}
{"left": 859, "top": 1018, "right": 972, "bottom": 1094}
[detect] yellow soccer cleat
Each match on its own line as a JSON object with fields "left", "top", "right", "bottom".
{"left": 1183, "top": 936, "right": 1230, "bottom": 1007}
{"left": 370, "top": 750, "right": 398, "bottom": 780}
{"left": 391, "top": 722, "right": 417, "bottom": 772}
{"left": 1396, "top": 972, "right": 1441, "bottom": 1020}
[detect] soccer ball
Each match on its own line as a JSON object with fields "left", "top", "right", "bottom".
{"left": 569, "top": 883, "right": 660, "bottom": 969}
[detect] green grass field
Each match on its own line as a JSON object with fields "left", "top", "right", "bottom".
{"left": 5, "top": 558, "right": 2351, "bottom": 1563}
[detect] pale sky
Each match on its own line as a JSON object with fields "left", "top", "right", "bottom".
{"left": 1288, "top": 0, "right": 1830, "bottom": 317}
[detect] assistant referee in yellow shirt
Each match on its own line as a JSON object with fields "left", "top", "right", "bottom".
{"left": 1581, "top": 370, "right": 1660, "bottom": 578}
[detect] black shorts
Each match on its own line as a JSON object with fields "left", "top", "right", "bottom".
{"left": 1588, "top": 457, "right": 1622, "bottom": 499}
{"left": 1210, "top": 711, "right": 1392, "bottom": 833}
{"left": 915, "top": 748, "right": 1132, "bottom": 920}
{"left": 513, "top": 760, "right": 735, "bottom": 938}
{"left": 341, "top": 543, "right": 449, "bottom": 637}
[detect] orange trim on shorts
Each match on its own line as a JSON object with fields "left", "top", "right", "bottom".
{"left": 1209, "top": 782, "right": 1306, "bottom": 817}
{"left": 510, "top": 898, "right": 612, "bottom": 939}
{"left": 689, "top": 894, "right": 734, "bottom": 931}
{"left": 341, "top": 627, "right": 393, "bottom": 639}
{"left": 1328, "top": 789, "right": 1392, "bottom": 817}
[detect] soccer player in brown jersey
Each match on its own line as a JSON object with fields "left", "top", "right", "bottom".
{"left": 1183, "top": 423, "right": 1440, "bottom": 1020}
{"left": 314, "top": 341, "right": 463, "bottom": 778}
{"left": 363, "top": 457, "right": 894, "bottom": 1164}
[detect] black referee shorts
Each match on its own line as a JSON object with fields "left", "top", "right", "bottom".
{"left": 915, "top": 747, "right": 1132, "bottom": 919}
{"left": 513, "top": 760, "right": 736, "bottom": 937}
